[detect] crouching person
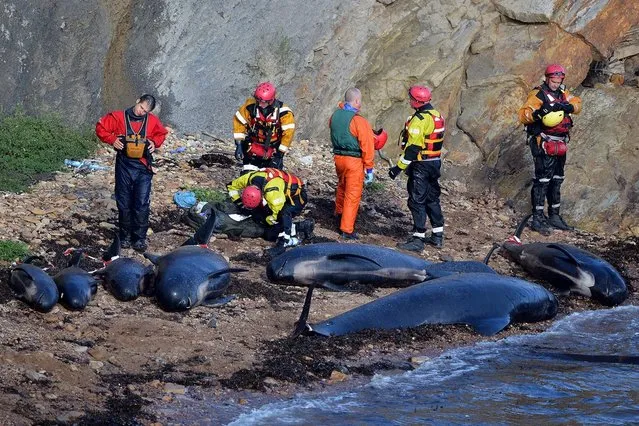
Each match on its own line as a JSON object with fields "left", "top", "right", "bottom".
{"left": 222, "top": 168, "right": 313, "bottom": 257}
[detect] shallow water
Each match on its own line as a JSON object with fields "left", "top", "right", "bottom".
{"left": 159, "top": 306, "right": 639, "bottom": 425}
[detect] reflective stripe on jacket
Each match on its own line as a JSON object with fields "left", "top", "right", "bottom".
{"left": 397, "top": 107, "right": 445, "bottom": 171}
{"left": 233, "top": 98, "right": 295, "bottom": 153}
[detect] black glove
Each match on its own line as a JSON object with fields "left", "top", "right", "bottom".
{"left": 234, "top": 142, "right": 244, "bottom": 161}
{"left": 388, "top": 166, "right": 402, "bottom": 180}
{"left": 558, "top": 102, "right": 574, "bottom": 114}
{"left": 532, "top": 103, "right": 552, "bottom": 121}
{"left": 269, "top": 151, "right": 284, "bottom": 169}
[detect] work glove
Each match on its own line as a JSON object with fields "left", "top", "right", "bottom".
{"left": 532, "top": 103, "right": 553, "bottom": 121}
{"left": 388, "top": 166, "right": 402, "bottom": 180}
{"left": 364, "top": 169, "right": 374, "bottom": 185}
{"left": 276, "top": 235, "right": 299, "bottom": 248}
{"left": 557, "top": 102, "right": 575, "bottom": 114}
{"left": 234, "top": 141, "right": 244, "bottom": 161}
{"left": 269, "top": 151, "right": 284, "bottom": 169}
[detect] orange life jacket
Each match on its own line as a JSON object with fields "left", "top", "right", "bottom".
{"left": 246, "top": 101, "right": 284, "bottom": 159}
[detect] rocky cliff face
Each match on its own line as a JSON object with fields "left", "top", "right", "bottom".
{"left": 1, "top": 0, "right": 638, "bottom": 233}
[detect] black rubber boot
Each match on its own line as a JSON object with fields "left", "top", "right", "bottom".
{"left": 531, "top": 213, "right": 552, "bottom": 236}
{"left": 547, "top": 214, "right": 574, "bottom": 231}
{"left": 425, "top": 232, "right": 443, "bottom": 248}
{"left": 397, "top": 236, "right": 425, "bottom": 252}
{"left": 294, "top": 219, "right": 315, "bottom": 241}
{"left": 132, "top": 240, "right": 148, "bottom": 252}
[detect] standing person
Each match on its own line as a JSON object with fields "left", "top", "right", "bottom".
{"left": 389, "top": 85, "right": 445, "bottom": 251}
{"left": 330, "top": 87, "right": 386, "bottom": 239}
{"left": 233, "top": 82, "right": 296, "bottom": 174}
{"left": 96, "top": 94, "right": 168, "bottom": 251}
{"left": 518, "top": 64, "right": 582, "bottom": 235}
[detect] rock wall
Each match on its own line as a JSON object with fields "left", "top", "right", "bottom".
{"left": 1, "top": 0, "right": 638, "bottom": 233}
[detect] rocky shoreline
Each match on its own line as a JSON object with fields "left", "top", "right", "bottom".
{"left": 1, "top": 131, "right": 637, "bottom": 425}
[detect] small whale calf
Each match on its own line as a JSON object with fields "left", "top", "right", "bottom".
{"left": 93, "top": 235, "right": 155, "bottom": 301}
{"left": 54, "top": 249, "right": 97, "bottom": 311}
{"left": 9, "top": 256, "right": 59, "bottom": 312}
{"left": 486, "top": 214, "right": 628, "bottom": 306}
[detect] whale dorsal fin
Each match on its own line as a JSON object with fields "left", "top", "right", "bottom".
{"left": 143, "top": 252, "right": 161, "bottom": 264}
{"left": 546, "top": 244, "right": 583, "bottom": 266}
{"left": 325, "top": 253, "right": 382, "bottom": 268}
{"left": 470, "top": 315, "right": 511, "bottom": 336}
{"left": 67, "top": 249, "right": 84, "bottom": 268}
{"left": 102, "top": 234, "right": 120, "bottom": 262}
{"left": 182, "top": 210, "right": 218, "bottom": 246}
{"left": 321, "top": 282, "right": 349, "bottom": 292}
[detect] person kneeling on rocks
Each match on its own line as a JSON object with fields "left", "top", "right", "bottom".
{"left": 186, "top": 168, "right": 314, "bottom": 257}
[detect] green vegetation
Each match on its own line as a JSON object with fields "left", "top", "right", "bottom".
{"left": 0, "top": 110, "right": 99, "bottom": 192}
{"left": 0, "top": 240, "right": 30, "bottom": 262}
{"left": 365, "top": 181, "right": 385, "bottom": 193}
{"left": 189, "top": 187, "right": 227, "bottom": 203}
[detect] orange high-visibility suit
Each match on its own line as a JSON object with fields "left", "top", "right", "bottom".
{"left": 329, "top": 102, "right": 375, "bottom": 234}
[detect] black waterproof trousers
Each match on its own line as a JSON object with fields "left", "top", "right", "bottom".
{"left": 406, "top": 160, "right": 445, "bottom": 234}
{"left": 529, "top": 135, "right": 566, "bottom": 216}
{"left": 115, "top": 155, "right": 153, "bottom": 243}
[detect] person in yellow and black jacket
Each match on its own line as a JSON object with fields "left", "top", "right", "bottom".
{"left": 227, "top": 168, "right": 314, "bottom": 257}
{"left": 389, "top": 85, "right": 445, "bottom": 252}
{"left": 518, "top": 64, "right": 582, "bottom": 235}
{"left": 233, "top": 82, "right": 295, "bottom": 174}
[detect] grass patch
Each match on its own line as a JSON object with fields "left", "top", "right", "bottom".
{"left": 0, "top": 240, "right": 30, "bottom": 262}
{"left": 0, "top": 110, "right": 99, "bottom": 192}
{"left": 188, "top": 187, "right": 227, "bottom": 203}
{"left": 365, "top": 181, "right": 385, "bottom": 193}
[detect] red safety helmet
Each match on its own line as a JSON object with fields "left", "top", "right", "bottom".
{"left": 408, "top": 85, "right": 431, "bottom": 109}
{"left": 254, "top": 82, "right": 276, "bottom": 103}
{"left": 545, "top": 64, "right": 566, "bottom": 78}
{"left": 241, "top": 185, "right": 262, "bottom": 209}
{"left": 373, "top": 128, "right": 388, "bottom": 150}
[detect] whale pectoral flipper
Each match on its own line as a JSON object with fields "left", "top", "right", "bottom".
{"left": 202, "top": 294, "right": 236, "bottom": 307}
{"left": 469, "top": 316, "right": 511, "bottom": 336}
{"left": 321, "top": 282, "right": 349, "bottom": 292}
{"left": 546, "top": 244, "right": 583, "bottom": 266}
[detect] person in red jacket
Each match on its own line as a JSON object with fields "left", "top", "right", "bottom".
{"left": 96, "top": 94, "right": 168, "bottom": 251}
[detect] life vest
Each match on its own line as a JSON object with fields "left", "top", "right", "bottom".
{"left": 123, "top": 113, "right": 148, "bottom": 159}
{"left": 245, "top": 101, "right": 284, "bottom": 159}
{"left": 538, "top": 86, "right": 573, "bottom": 136}
{"left": 330, "top": 109, "right": 361, "bottom": 157}
{"left": 402, "top": 110, "right": 445, "bottom": 160}
{"left": 259, "top": 168, "right": 305, "bottom": 205}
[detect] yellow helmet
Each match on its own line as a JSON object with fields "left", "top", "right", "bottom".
{"left": 542, "top": 110, "right": 564, "bottom": 127}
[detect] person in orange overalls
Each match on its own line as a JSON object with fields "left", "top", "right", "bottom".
{"left": 329, "top": 88, "right": 377, "bottom": 240}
